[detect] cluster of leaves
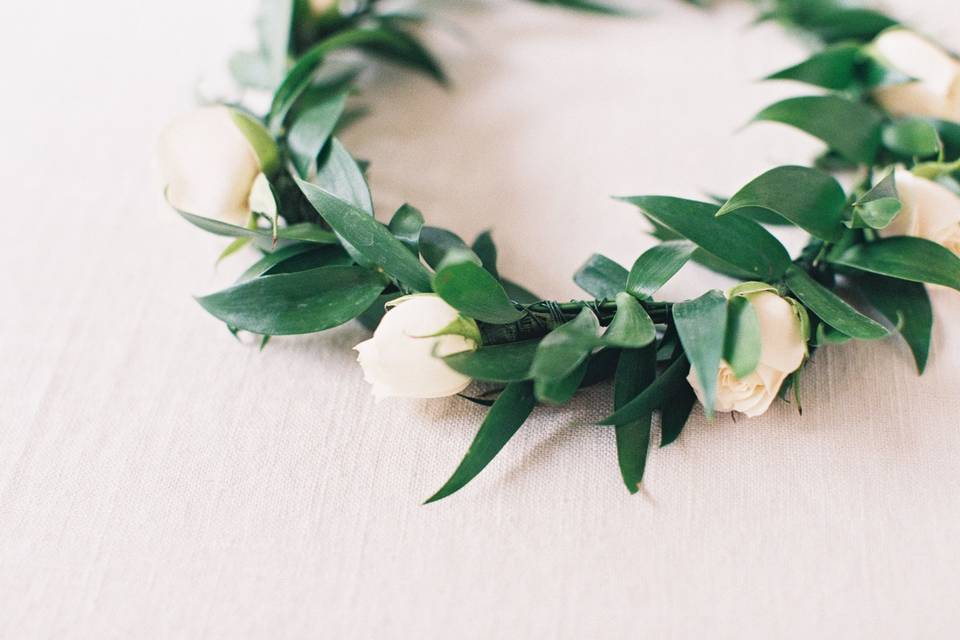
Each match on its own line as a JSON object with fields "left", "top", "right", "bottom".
{"left": 174, "top": 0, "right": 960, "bottom": 502}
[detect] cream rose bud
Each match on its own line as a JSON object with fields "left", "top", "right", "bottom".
{"left": 308, "top": 0, "right": 338, "bottom": 15}
{"left": 157, "top": 106, "right": 260, "bottom": 226}
{"left": 872, "top": 29, "right": 960, "bottom": 121}
{"left": 880, "top": 168, "right": 960, "bottom": 256}
{"left": 354, "top": 295, "right": 479, "bottom": 400}
{"left": 688, "top": 291, "right": 807, "bottom": 418}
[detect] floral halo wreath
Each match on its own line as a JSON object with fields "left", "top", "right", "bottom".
{"left": 159, "top": 0, "right": 960, "bottom": 503}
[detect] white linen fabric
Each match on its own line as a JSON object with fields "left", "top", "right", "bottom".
{"left": 2, "top": 1, "right": 960, "bottom": 638}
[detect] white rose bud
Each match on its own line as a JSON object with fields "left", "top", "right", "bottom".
{"left": 872, "top": 29, "right": 960, "bottom": 121}
{"left": 354, "top": 295, "right": 479, "bottom": 400}
{"left": 688, "top": 291, "right": 807, "bottom": 418}
{"left": 157, "top": 106, "right": 260, "bottom": 226}
{"left": 880, "top": 168, "right": 960, "bottom": 256}
{"left": 308, "top": 0, "right": 338, "bottom": 16}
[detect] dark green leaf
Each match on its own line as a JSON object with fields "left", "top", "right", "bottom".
{"left": 432, "top": 250, "right": 526, "bottom": 324}
{"left": 672, "top": 290, "right": 727, "bottom": 417}
{"left": 831, "top": 236, "right": 960, "bottom": 292}
{"left": 471, "top": 231, "right": 499, "bottom": 279}
{"left": 620, "top": 196, "right": 791, "bottom": 281}
{"left": 268, "top": 46, "right": 325, "bottom": 129}
{"left": 766, "top": 43, "right": 861, "bottom": 90}
{"left": 573, "top": 254, "right": 628, "bottom": 299}
{"left": 388, "top": 204, "right": 424, "bottom": 254}
{"left": 528, "top": 0, "right": 632, "bottom": 15}
{"left": 175, "top": 209, "right": 337, "bottom": 244}
{"left": 318, "top": 26, "right": 447, "bottom": 85}
{"left": 238, "top": 243, "right": 350, "bottom": 282}
{"left": 716, "top": 166, "right": 846, "bottom": 241}
{"left": 419, "top": 226, "right": 469, "bottom": 269}
{"left": 854, "top": 273, "right": 933, "bottom": 373}
{"left": 723, "top": 295, "right": 762, "bottom": 379}
{"left": 753, "top": 95, "right": 883, "bottom": 164}
{"left": 626, "top": 240, "right": 696, "bottom": 299}
{"left": 314, "top": 138, "right": 373, "bottom": 214}
{"left": 882, "top": 119, "right": 943, "bottom": 158}
{"left": 853, "top": 169, "right": 901, "bottom": 230}
{"left": 597, "top": 355, "right": 690, "bottom": 426}
{"left": 443, "top": 339, "right": 540, "bottom": 382}
{"left": 287, "top": 92, "right": 347, "bottom": 177}
{"left": 536, "top": 358, "right": 589, "bottom": 405}
{"left": 613, "top": 345, "right": 657, "bottom": 493}
{"left": 502, "top": 280, "right": 542, "bottom": 304}
{"left": 425, "top": 381, "right": 536, "bottom": 504}
{"left": 297, "top": 180, "right": 434, "bottom": 291}
{"left": 605, "top": 292, "right": 656, "bottom": 348}
{"left": 784, "top": 265, "right": 888, "bottom": 339}
{"left": 530, "top": 309, "right": 599, "bottom": 400}
{"left": 660, "top": 382, "right": 696, "bottom": 447}
{"left": 196, "top": 265, "right": 387, "bottom": 335}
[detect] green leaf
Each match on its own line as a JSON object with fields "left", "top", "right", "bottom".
{"left": 619, "top": 196, "right": 791, "bottom": 281}
{"left": 597, "top": 355, "right": 690, "bottom": 426}
{"left": 528, "top": 0, "right": 632, "bottom": 16}
{"left": 530, "top": 308, "right": 599, "bottom": 401}
{"left": 672, "top": 291, "right": 727, "bottom": 417}
{"left": 388, "top": 204, "right": 424, "bottom": 254}
{"left": 660, "top": 382, "right": 696, "bottom": 447}
{"left": 766, "top": 43, "right": 861, "bottom": 90}
{"left": 605, "top": 292, "right": 657, "bottom": 348}
{"left": 471, "top": 231, "right": 499, "bottom": 279}
{"left": 229, "top": 110, "right": 281, "bottom": 176}
{"left": 882, "top": 119, "right": 943, "bottom": 159}
{"left": 317, "top": 26, "right": 447, "bottom": 85}
{"left": 573, "top": 254, "right": 628, "bottom": 299}
{"left": 625, "top": 240, "right": 696, "bottom": 299}
{"left": 723, "top": 295, "right": 762, "bottom": 379}
{"left": 783, "top": 265, "right": 888, "bottom": 339}
{"left": 831, "top": 236, "right": 960, "bottom": 292}
{"left": 287, "top": 92, "right": 348, "bottom": 177}
{"left": 854, "top": 273, "right": 933, "bottom": 374}
{"left": 268, "top": 46, "right": 326, "bottom": 130}
{"left": 716, "top": 166, "right": 846, "bottom": 241}
{"left": 196, "top": 265, "right": 388, "bottom": 335}
{"left": 613, "top": 345, "right": 657, "bottom": 493}
{"left": 853, "top": 169, "right": 901, "bottom": 230}
{"left": 419, "top": 226, "right": 470, "bottom": 269}
{"left": 432, "top": 250, "right": 526, "bottom": 324}
{"left": 443, "top": 339, "right": 540, "bottom": 382}
{"left": 753, "top": 95, "right": 883, "bottom": 164}
{"left": 238, "top": 243, "right": 350, "bottom": 282}
{"left": 175, "top": 209, "right": 337, "bottom": 244}
{"left": 425, "top": 381, "right": 536, "bottom": 504}
{"left": 297, "top": 180, "right": 434, "bottom": 292}
{"left": 314, "top": 138, "right": 373, "bottom": 215}
{"left": 503, "top": 280, "right": 541, "bottom": 304}
{"left": 217, "top": 237, "right": 251, "bottom": 265}
{"left": 536, "top": 359, "right": 589, "bottom": 405}
{"left": 805, "top": 8, "right": 897, "bottom": 43}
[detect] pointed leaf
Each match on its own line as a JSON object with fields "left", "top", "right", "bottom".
{"left": 626, "top": 240, "right": 696, "bottom": 299}
{"left": 297, "top": 180, "right": 433, "bottom": 291}
{"left": 716, "top": 166, "right": 846, "bottom": 241}
{"left": 854, "top": 273, "right": 933, "bottom": 374}
{"left": 830, "top": 237, "right": 960, "bottom": 292}
{"left": 605, "top": 292, "right": 656, "bottom": 348}
{"left": 723, "top": 295, "right": 762, "bottom": 379}
{"left": 613, "top": 345, "right": 657, "bottom": 493}
{"left": 573, "top": 254, "right": 628, "bottom": 299}
{"left": 597, "top": 355, "right": 690, "bottom": 426}
{"left": 784, "top": 265, "right": 888, "bottom": 339}
{"left": 672, "top": 290, "right": 727, "bottom": 417}
{"left": 753, "top": 95, "right": 883, "bottom": 164}
{"left": 620, "top": 196, "right": 791, "bottom": 281}
{"left": 288, "top": 92, "right": 348, "bottom": 177}
{"left": 471, "top": 231, "right": 499, "bottom": 279}
{"left": 660, "top": 382, "right": 696, "bottom": 447}
{"left": 766, "top": 43, "right": 861, "bottom": 90}
{"left": 432, "top": 250, "right": 526, "bottom": 324}
{"left": 388, "top": 204, "right": 424, "bottom": 254}
{"left": 425, "top": 381, "right": 536, "bottom": 504}
{"left": 196, "top": 265, "right": 387, "bottom": 335}
{"left": 443, "top": 339, "right": 540, "bottom": 382}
